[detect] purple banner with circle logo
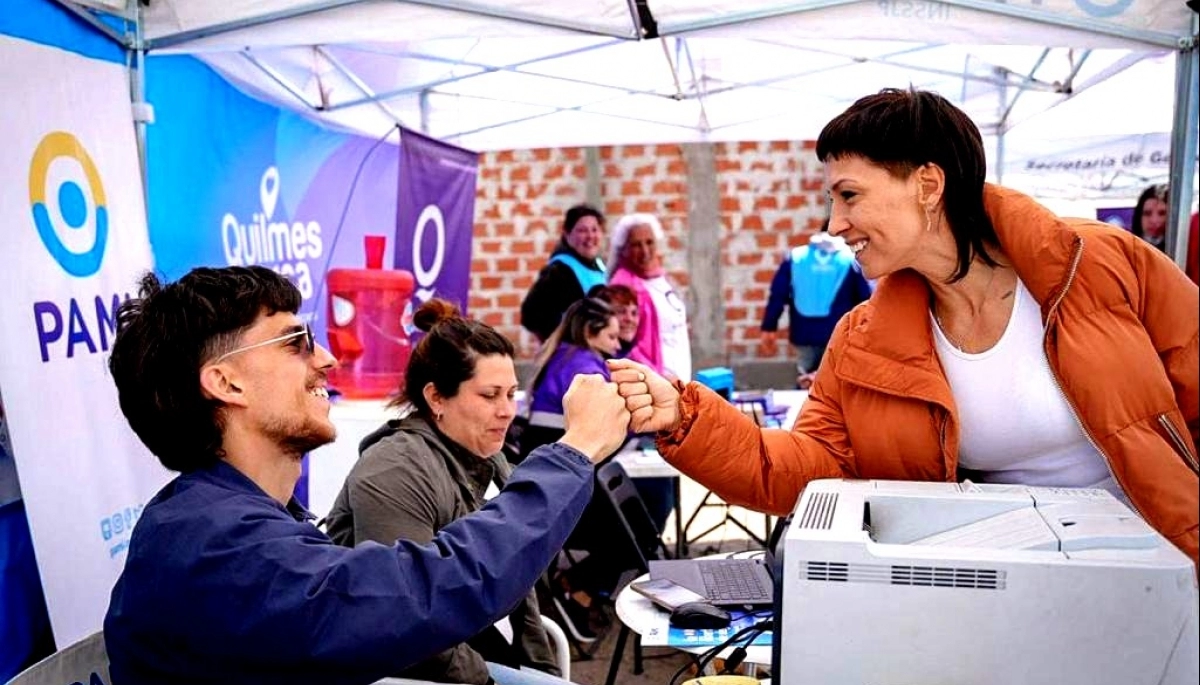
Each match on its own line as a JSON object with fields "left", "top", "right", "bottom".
{"left": 394, "top": 127, "right": 478, "bottom": 314}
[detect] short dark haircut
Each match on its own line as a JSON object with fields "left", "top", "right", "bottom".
{"left": 108, "top": 266, "right": 301, "bottom": 472}
{"left": 1131, "top": 183, "right": 1169, "bottom": 240}
{"left": 563, "top": 204, "right": 605, "bottom": 234}
{"left": 393, "top": 299, "right": 515, "bottom": 416}
{"left": 816, "top": 87, "right": 1000, "bottom": 282}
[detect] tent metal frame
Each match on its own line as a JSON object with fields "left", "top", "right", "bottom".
{"left": 52, "top": 0, "right": 1199, "bottom": 264}
{"left": 1167, "top": 14, "right": 1198, "bottom": 265}
{"left": 146, "top": 0, "right": 641, "bottom": 50}
{"left": 135, "top": 0, "right": 1182, "bottom": 48}
{"left": 227, "top": 38, "right": 1097, "bottom": 144}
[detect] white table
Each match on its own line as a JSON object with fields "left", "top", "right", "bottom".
{"left": 612, "top": 444, "right": 679, "bottom": 479}
{"left": 613, "top": 554, "right": 773, "bottom": 679}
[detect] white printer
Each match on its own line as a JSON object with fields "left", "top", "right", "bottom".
{"left": 772, "top": 479, "right": 1198, "bottom": 685}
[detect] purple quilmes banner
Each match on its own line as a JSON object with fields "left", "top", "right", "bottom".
{"left": 395, "top": 127, "right": 479, "bottom": 313}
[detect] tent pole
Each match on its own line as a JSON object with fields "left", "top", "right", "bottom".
{"left": 998, "top": 48, "right": 1051, "bottom": 127}
{"left": 624, "top": 0, "right": 647, "bottom": 39}
{"left": 315, "top": 46, "right": 407, "bottom": 127}
{"left": 239, "top": 51, "right": 320, "bottom": 111}
{"left": 1166, "top": 21, "right": 1198, "bottom": 268}
{"left": 132, "top": 1, "right": 149, "bottom": 212}
{"left": 419, "top": 90, "right": 432, "bottom": 135}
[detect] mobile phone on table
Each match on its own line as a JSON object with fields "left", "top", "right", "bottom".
{"left": 630, "top": 577, "right": 706, "bottom": 611}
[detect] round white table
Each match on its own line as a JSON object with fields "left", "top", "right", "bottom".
{"left": 613, "top": 553, "right": 774, "bottom": 676}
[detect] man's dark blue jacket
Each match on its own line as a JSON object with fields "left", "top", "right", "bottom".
{"left": 104, "top": 444, "right": 593, "bottom": 685}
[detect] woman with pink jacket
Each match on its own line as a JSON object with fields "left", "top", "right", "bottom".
{"left": 607, "top": 213, "right": 692, "bottom": 382}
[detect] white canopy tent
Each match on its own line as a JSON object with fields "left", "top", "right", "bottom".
{"left": 56, "top": 0, "right": 1199, "bottom": 259}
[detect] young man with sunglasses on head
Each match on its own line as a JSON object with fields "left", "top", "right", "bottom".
{"left": 103, "top": 266, "right": 631, "bottom": 685}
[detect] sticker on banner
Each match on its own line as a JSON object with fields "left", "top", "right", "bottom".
{"left": 412, "top": 204, "right": 446, "bottom": 303}
{"left": 99, "top": 502, "right": 145, "bottom": 559}
{"left": 221, "top": 166, "right": 323, "bottom": 300}
{"left": 27, "top": 132, "right": 132, "bottom": 362}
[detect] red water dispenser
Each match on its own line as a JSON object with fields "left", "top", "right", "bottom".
{"left": 325, "top": 235, "right": 415, "bottom": 399}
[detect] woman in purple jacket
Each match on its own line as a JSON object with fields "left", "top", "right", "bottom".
{"left": 519, "top": 298, "right": 621, "bottom": 461}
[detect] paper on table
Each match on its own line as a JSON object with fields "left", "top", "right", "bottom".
{"left": 640, "top": 610, "right": 773, "bottom": 648}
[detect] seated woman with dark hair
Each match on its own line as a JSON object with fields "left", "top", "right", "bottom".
{"left": 324, "top": 299, "right": 575, "bottom": 685}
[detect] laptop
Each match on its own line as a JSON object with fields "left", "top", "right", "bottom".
{"left": 649, "top": 556, "right": 775, "bottom": 607}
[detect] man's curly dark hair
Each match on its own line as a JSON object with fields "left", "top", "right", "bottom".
{"left": 108, "top": 266, "right": 300, "bottom": 472}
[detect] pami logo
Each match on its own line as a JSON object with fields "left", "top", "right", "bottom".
{"left": 27, "top": 131, "right": 131, "bottom": 363}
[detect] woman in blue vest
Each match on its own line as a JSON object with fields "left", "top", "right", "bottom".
{"left": 762, "top": 227, "right": 874, "bottom": 387}
{"left": 520, "top": 204, "right": 607, "bottom": 342}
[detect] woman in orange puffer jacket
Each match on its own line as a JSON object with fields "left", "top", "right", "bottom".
{"left": 610, "top": 88, "right": 1198, "bottom": 569}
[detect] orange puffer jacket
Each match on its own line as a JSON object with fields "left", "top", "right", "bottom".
{"left": 659, "top": 185, "right": 1199, "bottom": 565}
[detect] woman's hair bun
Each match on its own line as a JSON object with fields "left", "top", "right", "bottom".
{"left": 411, "top": 298, "right": 461, "bottom": 333}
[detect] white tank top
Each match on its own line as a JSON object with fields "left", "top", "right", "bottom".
{"left": 932, "top": 279, "right": 1129, "bottom": 505}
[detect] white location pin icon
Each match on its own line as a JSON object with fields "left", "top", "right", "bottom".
{"left": 260, "top": 167, "right": 280, "bottom": 221}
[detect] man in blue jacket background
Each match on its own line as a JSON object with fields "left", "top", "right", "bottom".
{"left": 761, "top": 228, "right": 874, "bottom": 388}
{"left": 103, "top": 265, "right": 629, "bottom": 685}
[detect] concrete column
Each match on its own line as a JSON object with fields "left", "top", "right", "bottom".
{"left": 584, "top": 147, "right": 603, "bottom": 209}
{"left": 683, "top": 142, "right": 724, "bottom": 370}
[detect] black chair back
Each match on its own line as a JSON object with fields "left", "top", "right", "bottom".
{"left": 594, "top": 461, "right": 672, "bottom": 685}
{"left": 594, "top": 460, "right": 669, "bottom": 574}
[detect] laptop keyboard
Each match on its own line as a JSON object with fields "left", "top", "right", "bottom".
{"left": 700, "top": 560, "right": 772, "bottom": 603}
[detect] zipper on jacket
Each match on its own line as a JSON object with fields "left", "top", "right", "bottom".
{"left": 936, "top": 409, "right": 950, "bottom": 478}
{"left": 1157, "top": 414, "right": 1200, "bottom": 474}
{"left": 1041, "top": 237, "right": 1144, "bottom": 518}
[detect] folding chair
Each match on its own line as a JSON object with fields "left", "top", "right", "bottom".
{"left": 592, "top": 460, "right": 671, "bottom": 685}
{"left": 7, "top": 631, "right": 109, "bottom": 685}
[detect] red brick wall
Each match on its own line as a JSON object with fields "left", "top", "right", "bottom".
{"left": 472, "top": 141, "right": 828, "bottom": 363}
